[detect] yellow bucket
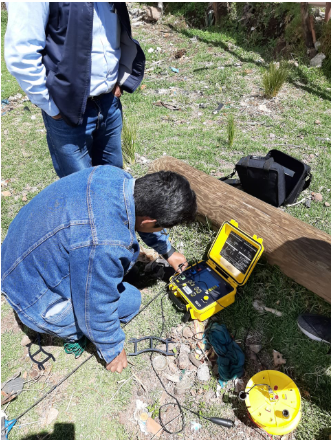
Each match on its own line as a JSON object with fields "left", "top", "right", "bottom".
{"left": 242, "top": 370, "right": 301, "bottom": 436}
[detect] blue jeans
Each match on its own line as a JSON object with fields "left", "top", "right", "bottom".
{"left": 42, "top": 92, "right": 123, "bottom": 178}
{"left": 8, "top": 279, "right": 141, "bottom": 343}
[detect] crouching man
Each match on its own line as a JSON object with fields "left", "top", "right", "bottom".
{"left": 1, "top": 166, "right": 196, "bottom": 373}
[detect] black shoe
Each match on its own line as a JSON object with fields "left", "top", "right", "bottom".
{"left": 297, "top": 314, "right": 331, "bottom": 344}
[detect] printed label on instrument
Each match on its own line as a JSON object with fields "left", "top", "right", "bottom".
{"left": 220, "top": 232, "right": 257, "bottom": 274}
{"left": 183, "top": 286, "right": 192, "bottom": 295}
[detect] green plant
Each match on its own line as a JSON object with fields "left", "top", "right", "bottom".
{"left": 122, "top": 117, "right": 137, "bottom": 165}
{"left": 227, "top": 114, "right": 235, "bottom": 147}
{"left": 262, "top": 61, "right": 288, "bottom": 98}
{"left": 147, "top": 400, "right": 160, "bottom": 419}
{"left": 320, "top": 21, "right": 331, "bottom": 81}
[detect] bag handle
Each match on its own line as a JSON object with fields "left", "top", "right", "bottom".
{"left": 262, "top": 157, "right": 274, "bottom": 179}
{"left": 263, "top": 157, "right": 274, "bottom": 172}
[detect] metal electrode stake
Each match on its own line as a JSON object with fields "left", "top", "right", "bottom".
{"left": 180, "top": 405, "right": 234, "bottom": 428}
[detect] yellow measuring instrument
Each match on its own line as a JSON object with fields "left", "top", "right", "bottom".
{"left": 168, "top": 219, "right": 264, "bottom": 321}
{"left": 239, "top": 370, "right": 301, "bottom": 436}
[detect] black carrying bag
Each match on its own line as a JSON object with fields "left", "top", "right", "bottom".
{"left": 223, "top": 149, "right": 312, "bottom": 207}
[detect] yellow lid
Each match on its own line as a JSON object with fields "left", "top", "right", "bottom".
{"left": 245, "top": 370, "right": 301, "bottom": 436}
{"left": 139, "top": 412, "right": 149, "bottom": 422}
{"left": 208, "top": 220, "right": 264, "bottom": 286}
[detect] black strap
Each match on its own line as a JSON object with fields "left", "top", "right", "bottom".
{"left": 162, "top": 246, "right": 176, "bottom": 260}
{"left": 262, "top": 157, "right": 274, "bottom": 179}
{"left": 243, "top": 156, "right": 251, "bottom": 168}
{"left": 219, "top": 169, "right": 236, "bottom": 181}
{"left": 263, "top": 157, "right": 274, "bottom": 172}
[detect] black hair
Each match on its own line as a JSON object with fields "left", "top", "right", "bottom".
{"left": 134, "top": 171, "right": 197, "bottom": 228}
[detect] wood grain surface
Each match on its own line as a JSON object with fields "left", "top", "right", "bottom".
{"left": 150, "top": 156, "right": 331, "bottom": 302}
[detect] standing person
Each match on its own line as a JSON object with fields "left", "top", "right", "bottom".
{"left": 4, "top": 2, "right": 145, "bottom": 178}
{"left": 1, "top": 168, "right": 196, "bottom": 373}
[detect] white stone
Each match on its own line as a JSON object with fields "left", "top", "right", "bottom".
{"left": 197, "top": 363, "right": 210, "bottom": 382}
{"left": 310, "top": 53, "right": 326, "bottom": 67}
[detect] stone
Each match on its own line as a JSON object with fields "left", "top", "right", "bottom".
{"left": 305, "top": 199, "right": 311, "bottom": 208}
{"left": 249, "top": 344, "right": 262, "bottom": 354}
{"left": 235, "top": 379, "right": 245, "bottom": 393}
{"left": 43, "top": 408, "right": 59, "bottom": 426}
{"left": 314, "top": 41, "right": 321, "bottom": 50}
{"left": 144, "top": 6, "right": 161, "bottom": 22}
{"left": 273, "top": 350, "right": 286, "bottom": 366}
{"left": 197, "top": 364, "right": 210, "bottom": 382}
{"left": 21, "top": 335, "right": 31, "bottom": 346}
{"left": 310, "top": 53, "right": 326, "bottom": 67}
{"left": 180, "top": 343, "right": 191, "bottom": 354}
{"left": 252, "top": 299, "right": 265, "bottom": 313}
{"left": 175, "top": 377, "right": 193, "bottom": 395}
{"left": 182, "top": 327, "right": 194, "bottom": 339}
{"left": 168, "top": 358, "right": 179, "bottom": 374}
{"left": 258, "top": 104, "right": 271, "bottom": 113}
{"left": 324, "top": 202, "right": 330, "bottom": 207}
{"left": 312, "top": 192, "right": 323, "bottom": 202}
{"left": 204, "top": 389, "right": 215, "bottom": 402}
{"left": 269, "top": 133, "right": 276, "bottom": 139}
{"left": 164, "top": 374, "right": 180, "bottom": 383}
{"left": 152, "top": 355, "right": 167, "bottom": 372}
{"left": 178, "top": 352, "right": 190, "bottom": 370}
{"left": 314, "top": 120, "right": 321, "bottom": 125}
{"left": 189, "top": 353, "right": 201, "bottom": 368}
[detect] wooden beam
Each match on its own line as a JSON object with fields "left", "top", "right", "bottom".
{"left": 150, "top": 157, "right": 331, "bottom": 303}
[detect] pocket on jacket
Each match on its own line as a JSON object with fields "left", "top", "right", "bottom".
{"left": 42, "top": 298, "right": 75, "bottom": 327}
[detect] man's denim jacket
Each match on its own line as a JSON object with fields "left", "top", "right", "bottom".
{"left": 1, "top": 166, "right": 172, "bottom": 364}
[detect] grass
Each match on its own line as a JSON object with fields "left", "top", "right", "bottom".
{"left": 1, "top": 6, "right": 331, "bottom": 440}
{"left": 227, "top": 114, "right": 235, "bottom": 146}
{"left": 1, "top": 10, "right": 21, "bottom": 99}
{"left": 122, "top": 116, "right": 137, "bottom": 165}
{"left": 263, "top": 61, "right": 289, "bottom": 98}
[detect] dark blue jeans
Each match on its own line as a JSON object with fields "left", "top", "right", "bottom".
{"left": 42, "top": 92, "right": 123, "bottom": 178}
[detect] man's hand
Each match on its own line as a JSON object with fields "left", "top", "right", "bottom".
{"left": 112, "top": 83, "right": 122, "bottom": 98}
{"left": 106, "top": 348, "right": 128, "bottom": 373}
{"left": 167, "top": 251, "right": 188, "bottom": 273}
{"left": 51, "top": 113, "right": 62, "bottom": 120}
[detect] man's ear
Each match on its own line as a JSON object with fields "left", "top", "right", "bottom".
{"left": 140, "top": 217, "right": 157, "bottom": 227}
{"left": 135, "top": 216, "right": 157, "bottom": 229}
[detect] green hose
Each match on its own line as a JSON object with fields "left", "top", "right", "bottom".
{"left": 64, "top": 336, "right": 87, "bottom": 358}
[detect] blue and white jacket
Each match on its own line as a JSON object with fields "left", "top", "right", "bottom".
{"left": 5, "top": 2, "right": 145, "bottom": 126}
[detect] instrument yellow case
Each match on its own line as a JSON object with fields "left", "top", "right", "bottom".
{"left": 169, "top": 220, "right": 264, "bottom": 321}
